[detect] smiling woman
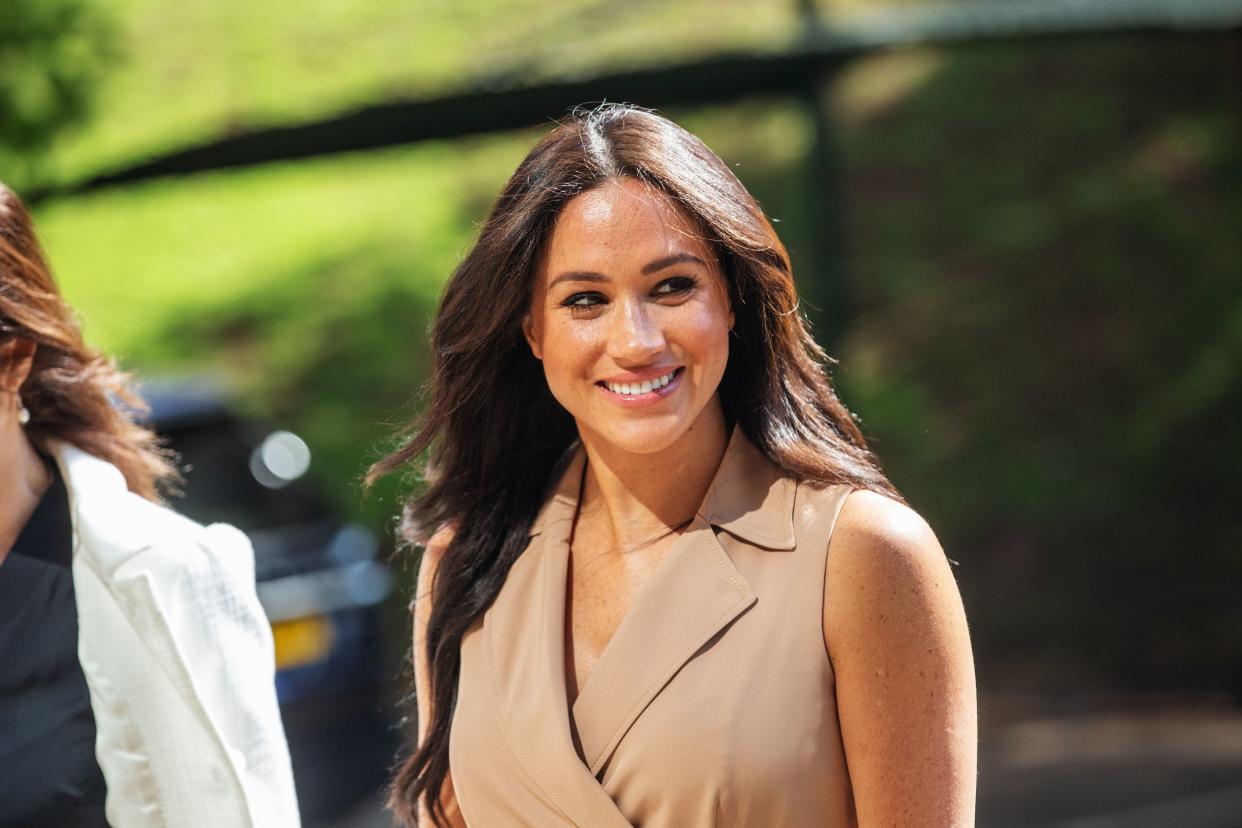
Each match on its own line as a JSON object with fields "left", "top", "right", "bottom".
{"left": 370, "top": 104, "right": 976, "bottom": 828}
{"left": 523, "top": 178, "right": 734, "bottom": 455}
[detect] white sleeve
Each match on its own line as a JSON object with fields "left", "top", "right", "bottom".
{"left": 196, "top": 521, "right": 302, "bottom": 828}
{"left": 76, "top": 509, "right": 302, "bottom": 828}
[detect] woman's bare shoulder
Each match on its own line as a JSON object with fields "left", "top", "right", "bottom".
{"left": 829, "top": 488, "right": 946, "bottom": 579}
{"left": 823, "top": 489, "right": 977, "bottom": 825}
{"left": 823, "top": 486, "right": 967, "bottom": 669}
{"left": 415, "top": 524, "right": 457, "bottom": 606}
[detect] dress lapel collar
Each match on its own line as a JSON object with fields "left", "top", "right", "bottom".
{"left": 568, "top": 515, "right": 756, "bottom": 775}
{"left": 528, "top": 441, "right": 586, "bottom": 542}
{"left": 484, "top": 448, "right": 635, "bottom": 827}
{"left": 700, "top": 425, "right": 798, "bottom": 551}
{"left": 527, "top": 426, "right": 797, "bottom": 549}
{"left": 484, "top": 426, "right": 796, "bottom": 813}
{"left": 569, "top": 426, "right": 795, "bottom": 775}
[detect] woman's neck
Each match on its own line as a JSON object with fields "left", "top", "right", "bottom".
{"left": 0, "top": 424, "right": 52, "bottom": 561}
{"left": 576, "top": 402, "right": 730, "bottom": 552}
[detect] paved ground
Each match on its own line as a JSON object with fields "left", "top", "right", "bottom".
{"left": 325, "top": 700, "right": 1242, "bottom": 827}
{"left": 978, "top": 701, "right": 1242, "bottom": 827}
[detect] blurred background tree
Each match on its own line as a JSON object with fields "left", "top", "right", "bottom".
{"left": 829, "top": 36, "right": 1242, "bottom": 695}
{"left": 0, "top": 0, "right": 117, "bottom": 191}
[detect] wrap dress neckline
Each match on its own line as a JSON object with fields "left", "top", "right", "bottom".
{"left": 476, "top": 425, "right": 801, "bottom": 826}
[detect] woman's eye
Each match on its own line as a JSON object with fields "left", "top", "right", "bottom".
{"left": 561, "top": 292, "right": 606, "bottom": 311}
{"left": 654, "top": 276, "right": 697, "bottom": 296}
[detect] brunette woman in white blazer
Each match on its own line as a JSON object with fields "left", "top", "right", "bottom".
{"left": 0, "top": 183, "right": 301, "bottom": 827}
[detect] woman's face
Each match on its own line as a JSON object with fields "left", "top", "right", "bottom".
{"left": 524, "top": 177, "right": 734, "bottom": 456}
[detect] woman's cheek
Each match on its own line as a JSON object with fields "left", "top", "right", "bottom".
{"left": 539, "top": 322, "right": 601, "bottom": 411}
{"left": 676, "top": 306, "right": 731, "bottom": 369}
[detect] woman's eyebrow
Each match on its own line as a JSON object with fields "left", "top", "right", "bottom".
{"left": 548, "top": 252, "right": 708, "bottom": 289}
{"left": 641, "top": 252, "right": 706, "bottom": 275}
{"left": 548, "top": 271, "right": 608, "bottom": 289}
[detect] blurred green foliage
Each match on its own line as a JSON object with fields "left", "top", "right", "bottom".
{"left": 0, "top": 0, "right": 116, "bottom": 190}
{"left": 36, "top": 0, "right": 799, "bottom": 189}
{"left": 37, "top": 134, "right": 542, "bottom": 530}
{"left": 829, "top": 35, "right": 1242, "bottom": 692}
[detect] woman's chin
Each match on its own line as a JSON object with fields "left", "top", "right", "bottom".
{"left": 578, "top": 415, "right": 692, "bottom": 457}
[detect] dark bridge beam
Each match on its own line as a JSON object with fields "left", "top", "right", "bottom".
{"left": 33, "top": 0, "right": 1241, "bottom": 201}
{"left": 38, "top": 50, "right": 834, "bottom": 201}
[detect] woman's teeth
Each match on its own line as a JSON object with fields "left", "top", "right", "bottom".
{"left": 605, "top": 370, "right": 677, "bottom": 396}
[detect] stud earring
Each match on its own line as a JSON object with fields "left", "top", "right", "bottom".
{"left": 2, "top": 389, "right": 31, "bottom": 424}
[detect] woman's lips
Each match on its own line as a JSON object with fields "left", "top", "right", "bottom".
{"left": 596, "top": 366, "right": 684, "bottom": 406}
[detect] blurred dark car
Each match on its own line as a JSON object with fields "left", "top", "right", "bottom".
{"left": 141, "top": 384, "right": 400, "bottom": 824}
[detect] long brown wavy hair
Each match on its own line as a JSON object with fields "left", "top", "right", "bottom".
{"left": 0, "top": 183, "right": 175, "bottom": 500}
{"left": 370, "top": 103, "right": 901, "bottom": 827}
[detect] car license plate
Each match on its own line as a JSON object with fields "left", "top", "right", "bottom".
{"left": 271, "top": 615, "right": 333, "bottom": 670}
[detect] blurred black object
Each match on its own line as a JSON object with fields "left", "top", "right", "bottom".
{"left": 143, "top": 384, "right": 399, "bottom": 825}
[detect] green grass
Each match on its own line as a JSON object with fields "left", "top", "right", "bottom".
{"left": 40, "top": 0, "right": 801, "bottom": 189}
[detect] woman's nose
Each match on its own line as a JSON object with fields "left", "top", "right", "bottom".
{"left": 608, "top": 299, "right": 665, "bottom": 364}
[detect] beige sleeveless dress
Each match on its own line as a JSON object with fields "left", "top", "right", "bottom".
{"left": 449, "top": 426, "right": 858, "bottom": 827}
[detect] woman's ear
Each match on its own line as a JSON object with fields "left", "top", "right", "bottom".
{"left": 521, "top": 313, "right": 543, "bottom": 361}
{"left": 0, "top": 337, "right": 37, "bottom": 393}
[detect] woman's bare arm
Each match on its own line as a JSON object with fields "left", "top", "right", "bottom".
{"left": 413, "top": 526, "right": 467, "bottom": 828}
{"left": 825, "top": 490, "right": 977, "bottom": 827}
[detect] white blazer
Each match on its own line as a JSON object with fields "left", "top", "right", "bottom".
{"left": 52, "top": 441, "right": 302, "bottom": 828}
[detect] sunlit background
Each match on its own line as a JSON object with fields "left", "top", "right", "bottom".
{"left": 5, "top": 0, "right": 1242, "bottom": 825}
